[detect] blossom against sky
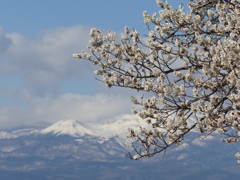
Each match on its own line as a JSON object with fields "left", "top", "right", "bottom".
{"left": 0, "top": 0, "right": 188, "bottom": 129}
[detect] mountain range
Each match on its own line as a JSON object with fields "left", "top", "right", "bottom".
{"left": 0, "top": 114, "right": 239, "bottom": 180}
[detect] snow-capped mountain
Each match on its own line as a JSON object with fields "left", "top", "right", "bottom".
{"left": 39, "top": 114, "right": 150, "bottom": 139}
{"left": 94, "top": 114, "right": 151, "bottom": 138}
{"left": 0, "top": 114, "right": 239, "bottom": 180}
{"left": 40, "top": 119, "right": 96, "bottom": 137}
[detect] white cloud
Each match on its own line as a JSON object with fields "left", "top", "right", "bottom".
{"left": 0, "top": 93, "right": 133, "bottom": 129}
{"left": 0, "top": 27, "right": 12, "bottom": 54}
{"left": 1, "top": 25, "right": 93, "bottom": 96}
{"left": 0, "top": 25, "right": 139, "bottom": 129}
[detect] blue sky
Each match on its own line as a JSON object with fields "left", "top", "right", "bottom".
{"left": 0, "top": 0, "right": 188, "bottom": 129}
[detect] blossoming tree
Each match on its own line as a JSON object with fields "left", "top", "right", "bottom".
{"left": 73, "top": 0, "right": 240, "bottom": 162}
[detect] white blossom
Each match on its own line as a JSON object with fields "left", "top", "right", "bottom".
{"left": 72, "top": 54, "right": 81, "bottom": 59}
{"left": 74, "top": 0, "right": 240, "bottom": 162}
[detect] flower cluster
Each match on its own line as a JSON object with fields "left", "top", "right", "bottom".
{"left": 74, "top": 0, "right": 240, "bottom": 161}
{"left": 235, "top": 152, "right": 240, "bottom": 163}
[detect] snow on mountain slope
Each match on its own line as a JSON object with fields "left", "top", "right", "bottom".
{"left": 93, "top": 114, "right": 151, "bottom": 138}
{"left": 40, "top": 119, "right": 96, "bottom": 137}
{"left": 0, "top": 131, "right": 18, "bottom": 139}
{"left": 39, "top": 114, "right": 151, "bottom": 138}
{"left": 0, "top": 114, "right": 199, "bottom": 141}
{"left": 0, "top": 129, "right": 39, "bottom": 139}
{"left": 0, "top": 114, "right": 240, "bottom": 180}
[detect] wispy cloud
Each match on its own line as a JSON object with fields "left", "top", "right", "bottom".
{"left": 0, "top": 93, "right": 132, "bottom": 129}
{"left": 0, "top": 27, "right": 12, "bottom": 54}
{"left": 0, "top": 25, "right": 137, "bottom": 129}
{"left": 1, "top": 25, "right": 93, "bottom": 96}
